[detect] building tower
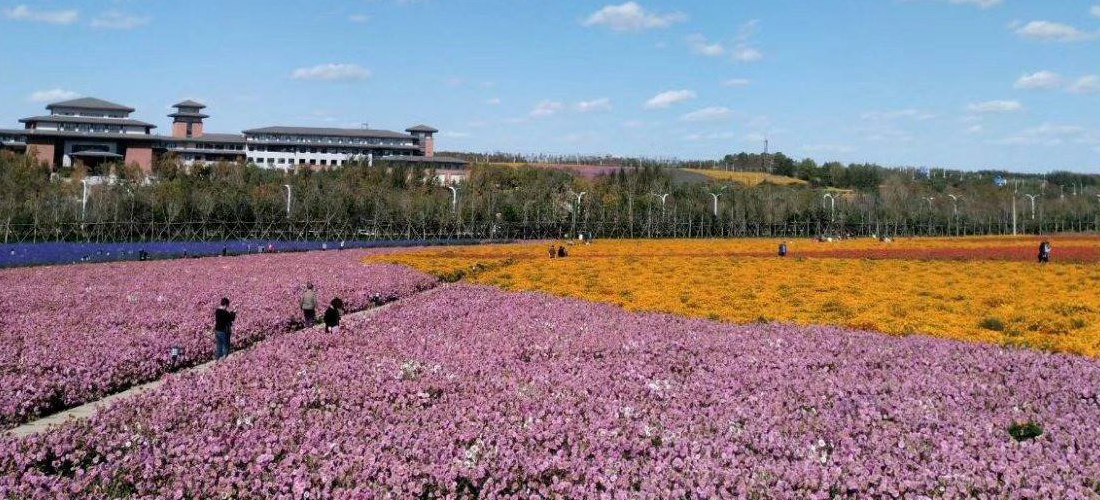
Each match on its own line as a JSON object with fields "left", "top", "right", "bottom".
{"left": 405, "top": 125, "right": 438, "bottom": 158}
{"left": 169, "top": 100, "right": 209, "bottom": 139}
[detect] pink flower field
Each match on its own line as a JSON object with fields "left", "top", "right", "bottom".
{"left": 0, "top": 251, "right": 437, "bottom": 429}
{"left": 2, "top": 285, "right": 1097, "bottom": 498}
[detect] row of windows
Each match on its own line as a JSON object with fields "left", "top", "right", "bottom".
{"left": 247, "top": 145, "right": 392, "bottom": 154}
{"left": 55, "top": 123, "right": 145, "bottom": 134}
{"left": 248, "top": 157, "right": 355, "bottom": 167}
{"left": 245, "top": 134, "right": 411, "bottom": 146}
{"left": 52, "top": 110, "right": 128, "bottom": 119}
{"left": 165, "top": 143, "right": 245, "bottom": 151}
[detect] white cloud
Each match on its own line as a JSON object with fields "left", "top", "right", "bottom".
{"left": 861, "top": 109, "right": 937, "bottom": 121}
{"left": 687, "top": 34, "right": 724, "bottom": 57}
{"left": 486, "top": 97, "right": 502, "bottom": 105}
{"left": 1093, "top": 5, "right": 1100, "bottom": 19}
{"left": 348, "top": 14, "right": 370, "bottom": 23}
{"left": 966, "top": 100, "right": 1023, "bottom": 113}
{"left": 643, "top": 89, "right": 695, "bottom": 109}
{"left": 965, "top": 124, "right": 984, "bottom": 134}
{"left": 731, "top": 47, "right": 763, "bottom": 63}
{"left": 90, "top": 11, "right": 149, "bottom": 30}
{"left": 575, "top": 98, "right": 612, "bottom": 113}
{"left": 722, "top": 78, "right": 751, "bottom": 87}
{"left": 1014, "top": 70, "right": 1062, "bottom": 90}
{"left": 3, "top": 5, "right": 78, "bottom": 25}
{"left": 681, "top": 106, "right": 732, "bottom": 122}
{"left": 291, "top": 63, "right": 371, "bottom": 82}
{"left": 530, "top": 100, "right": 563, "bottom": 117}
{"left": 28, "top": 89, "right": 80, "bottom": 103}
{"left": 1069, "top": 75, "right": 1100, "bottom": 94}
{"left": 995, "top": 123, "right": 1094, "bottom": 146}
{"left": 439, "top": 131, "right": 471, "bottom": 139}
{"left": 582, "top": 2, "right": 685, "bottom": 32}
{"left": 1013, "top": 21, "right": 1093, "bottom": 42}
{"left": 946, "top": 0, "right": 1001, "bottom": 8}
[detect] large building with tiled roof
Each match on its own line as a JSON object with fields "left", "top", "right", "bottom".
{"left": 0, "top": 96, "right": 466, "bottom": 173}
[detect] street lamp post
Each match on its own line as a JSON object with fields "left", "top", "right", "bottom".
{"left": 1024, "top": 194, "right": 1038, "bottom": 220}
{"left": 81, "top": 179, "right": 90, "bottom": 220}
{"left": 283, "top": 184, "right": 292, "bottom": 217}
{"left": 447, "top": 186, "right": 458, "bottom": 212}
{"left": 709, "top": 192, "right": 721, "bottom": 217}
{"left": 822, "top": 193, "right": 836, "bottom": 221}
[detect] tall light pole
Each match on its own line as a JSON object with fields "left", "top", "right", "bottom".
{"left": 822, "top": 193, "right": 836, "bottom": 221}
{"left": 653, "top": 193, "right": 670, "bottom": 209}
{"left": 947, "top": 194, "right": 961, "bottom": 216}
{"left": 925, "top": 196, "right": 935, "bottom": 211}
{"left": 283, "top": 184, "right": 292, "bottom": 217}
{"left": 1024, "top": 194, "right": 1038, "bottom": 220}
{"left": 446, "top": 186, "right": 458, "bottom": 212}
{"left": 710, "top": 192, "right": 721, "bottom": 217}
{"left": 567, "top": 190, "right": 586, "bottom": 237}
{"left": 81, "top": 179, "right": 90, "bottom": 220}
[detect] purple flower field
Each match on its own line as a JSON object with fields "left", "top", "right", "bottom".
{"left": 2, "top": 285, "right": 1098, "bottom": 498}
{"left": 0, "top": 251, "right": 437, "bottom": 429}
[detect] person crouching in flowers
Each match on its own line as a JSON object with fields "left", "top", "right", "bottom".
{"left": 324, "top": 297, "right": 345, "bottom": 333}
{"left": 213, "top": 297, "right": 236, "bottom": 360}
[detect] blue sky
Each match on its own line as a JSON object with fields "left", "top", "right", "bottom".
{"left": 1, "top": 0, "right": 1099, "bottom": 172}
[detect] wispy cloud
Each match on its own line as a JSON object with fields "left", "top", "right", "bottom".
{"left": 28, "top": 89, "right": 80, "bottom": 103}
{"left": 681, "top": 106, "right": 732, "bottom": 122}
{"left": 966, "top": 100, "right": 1023, "bottom": 113}
{"left": 721, "top": 78, "right": 751, "bottom": 87}
{"left": 802, "top": 144, "right": 855, "bottom": 154}
{"left": 687, "top": 34, "right": 724, "bottom": 57}
{"left": 861, "top": 109, "right": 937, "bottom": 121}
{"left": 731, "top": 20, "right": 764, "bottom": 63}
{"left": 348, "top": 14, "right": 370, "bottom": 23}
{"left": 291, "top": 63, "right": 371, "bottom": 82}
{"left": 3, "top": 5, "right": 77, "bottom": 25}
{"left": 486, "top": 97, "right": 502, "bottom": 106}
{"left": 575, "top": 98, "right": 612, "bottom": 113}
{"left": 582, "top": 2, "right": 685, "bottom": 32}
{"left": 1013, "top": 20, "right": 1094, "bottom": 42}
{"left": 1014, "top": 70, "right": 1062, "bottom": 90}
{"left": 1069, "top": 75, "right": 1100, "bottom": 94}
{"left": 944, "top": 0, "right": 1001, "bottom": 8}
{"left": 530, "top": 100, "right": 563, "bottom": 117}
{"left": 644, "top": 89, "right": 695, "bottom": 109}
{"left": 90, "top": 11, "right": 149, "bottom": 30}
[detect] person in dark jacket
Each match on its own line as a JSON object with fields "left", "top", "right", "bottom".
{"left": 557, "top": 245, "right": 567, "bottom": 258}
{"left": 778, "top": 241, "right": 788, "bottom": 257}
{"left": 1038, "top": 241, "right": 1051, "bottom": 264}
{"left": 300, "top": 282, "right": 318, "bottom": 327}
{"left": 324, "top": 297, "right": 345, "bottom": 333}
{"left": 214, "top": 298, "right": 236, "bottom": 360}
{"left": 548, "top": 245, "right": 556, "bottom": 259}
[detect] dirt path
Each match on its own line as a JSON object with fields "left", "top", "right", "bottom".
{"left": 5, "top": 286, "right": 442, "bottom": 438}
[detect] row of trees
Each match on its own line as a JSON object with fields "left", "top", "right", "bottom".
{"left": 1, "top": 150, "right": 1098, "bottom": 243}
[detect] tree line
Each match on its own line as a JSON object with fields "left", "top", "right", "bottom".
{"left": 1, "top": 150, "right": 1098, "bottom": 243}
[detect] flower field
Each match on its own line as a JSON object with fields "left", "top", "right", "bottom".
{"left": 370, "top": 237, "right": 1100, "bottom": 356}
{"left": 2, "top": 285, "right": 1097, "bottom": 497}
{"left": 0, "top": 251, "right": 437, "bottom": 429}
{"left": 681, "top": 168, "right": 809, "bottom": 186}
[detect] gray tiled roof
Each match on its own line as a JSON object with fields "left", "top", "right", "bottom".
{"left": 168, "top": 112, "right": 210, "bottom": 119}
{"left": 70, "top": 151, "right": 124, "bottom": 158}
{"left": 173, "top": 100, "right": 206, "bottom": 109}
{"left": 17, "top": 130, "right": 167, "bottom": 142}
{"left": 405, "top": 125, "right": 439, "bottom": 133}
{"left": 46, "top": 97, "right": 135, "bottom": 113}
{"left": 20, "top": 115, "right": 156, "bottom": 128}
{"left": 242, "top": 126, "right": 413, "bottom": 140}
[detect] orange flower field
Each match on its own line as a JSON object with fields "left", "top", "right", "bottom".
{"left": 370, "top": 237, "right": 1100, "bottom": 357}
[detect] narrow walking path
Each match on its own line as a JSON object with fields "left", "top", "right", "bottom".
{"left": 6, "top": 286, "right": 443, "bottom": 439}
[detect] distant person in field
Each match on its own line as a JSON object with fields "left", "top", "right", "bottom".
{"left": 214, "top": 297, "right": 236, "bottom": 360}
{"left": 557, "top": 245, "right": 568, "bottom": 258}
{"left": 1038, "top": 241, "right": 1051, "bottom": 264}
{"left": 549, "top": 245, "right": 557, "bottom": 259}
{"left": 778, "top": 241, "right": 788, "bottom": 257}
{"left": 324, "top": 297, "right": 345, "bottom": 333}
{"left": 300, "top": 283, "right": 318, "bottom": 327}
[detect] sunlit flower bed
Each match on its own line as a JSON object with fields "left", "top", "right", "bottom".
{"left": 2, "top": 286, "right": 1097, "bottom": 497}
{"left": 0, "top": 251, "right": 437, "bottom": 429}
{"left": 371, "top": 239, "right": 1100, "bottom": 356}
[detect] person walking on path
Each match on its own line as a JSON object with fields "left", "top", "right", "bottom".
{"left": 324, "top": 297, "right": 345, "bottom": 333}
{"left": 214, "top": 298, "right": 236, "bottom": 361}
{"left": 300, "top": 283, "right": 318, "bottom": 327}
{"left": 1038, "top": 241, "right": 1051, "bottom": 264}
